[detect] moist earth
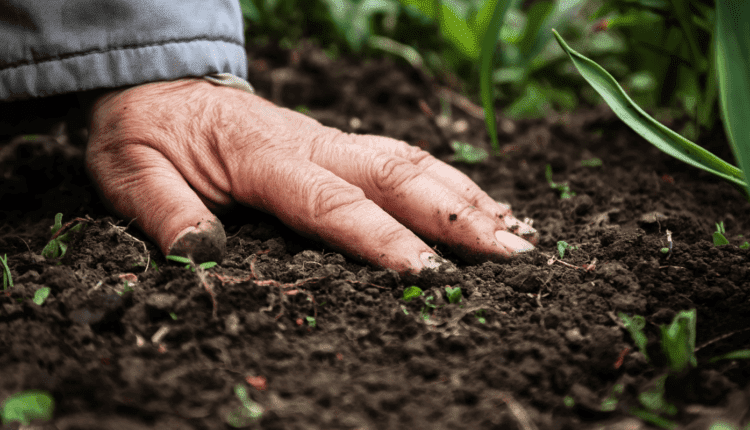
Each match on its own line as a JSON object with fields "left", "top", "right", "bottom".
{"left": 1, "top": 39, "right": 749, "bottom": 430}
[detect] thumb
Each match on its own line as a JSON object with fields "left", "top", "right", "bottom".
{"left": 85, "top": 142, "right": 226, "bottom": 265}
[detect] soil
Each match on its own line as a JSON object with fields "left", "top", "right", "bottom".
{"left": 1, "top": 38, "right": 749, "bottom": 430}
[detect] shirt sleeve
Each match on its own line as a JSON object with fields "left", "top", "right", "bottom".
{"left": 0, "top": 0, "right": 249, "bottom": 102}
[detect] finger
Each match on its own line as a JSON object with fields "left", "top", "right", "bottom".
{"left": 85, "top": 142, "right": 226, "bottom": 264}
{"left": 348, "top": 134, "right": 538, "bottom": 245}
{"left": 300, "top": 132, "right": 534, "bottom": 263}
{"left": 228, "top": 154, "right": 441, "bottom": 275}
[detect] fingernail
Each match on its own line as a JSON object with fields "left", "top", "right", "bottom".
{"left": 168, "top": 218, "right": 227, "bottom": 264}
{"left": 495, "top": 230, "right": 535, "bottom": 253}
{"left": 420, "top": 252, "right": 442, "bottom": 269}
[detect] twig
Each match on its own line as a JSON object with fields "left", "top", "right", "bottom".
{"left": 108, "top": 220, "right": 150, "bottom": 272}
{"left": 50, "top": 215, "right": 94, "bottom": 241}
{"left": 496, "top": 392, "right": 538, "bottom": 430}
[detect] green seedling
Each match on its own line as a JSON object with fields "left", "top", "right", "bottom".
{"left": 169, "top": 312, "right": 178, "bottom": 321}
{"left": 619, "top": 313, "right": 648, "bottom": 361}
{"left": 556, "top": 241, "right": 578, "bottom": 259}
{"left": 32, "top": 287, "right": 51, "bottom": 306}
{"left": 660, "top": 309, "right": 697, "bottom": 372}
{"left": 450, "top": 141, "right": 489, "bottom": 164}
{"left": 580, "top": 158, "right": 603, "bottom": 167}
{"left": 225, "top": 385, "right": 263, "bottom": 428}
{"left": 444, "top": 286, "right": 462, "bottom": 304}
{"left": 166, "top": 255, "right": 218, "bottom": 272}
{"left": 546, "top": 165, "right": 576, "bottom": 199}
{"left": 713, "top": 222, "right": 730, "bottom": 246}
{"left": 660, "top": 248, "right": 670, "bottom": 254}
{"left": 1, "top": 254, "right": 12, "bottom": 290}
{"left": 402, "top": 286, "right": 423, "bottom": 303}
{"left": 741, "top": 242, "right": 750, "bottom": 250}
{"left": 400, "top": 286, "right": 443, "bottom": 321}
{"left": 1, "top": 390, "right": 54, "bottom": 426}
{"left": 474, "top": 309, "right": 486, "bottom": 324}
{"left": 117, "top": 281, "right": 134, "bottom": 296}
{"left": 305, "top": 316, "right": 316, "bottom": 328}
{"left": 42, "top": 213, "right": 85, "bottom": 260}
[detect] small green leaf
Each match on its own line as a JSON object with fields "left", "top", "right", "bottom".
{"left": 305, "top": 316, "right": 316, "bottom": 328}
{"left": 450, "top": 141, "right": 489, "bottom": 164}
{"left": 710, "top": 349, "right": 750, "bottom": 363}
{"left": 740, "top": 242, "right": 750, "bottom": 249}
{"left": 1, "top": 390, "right": 54, "bottom": 425}
{"left": 445, "top": 286, "right": 462, "bottom": 304}
{"left": 32, "top": 287, "right": 51, "bottom": 306}
{"left": 200, "top": 261, "right": 218, "bottom": 270}
{"left": 166, "top": 255, "right": 191, "bottom": 264}
{"left": 563, "top": 396, "right": 575, "bottom": 407}
{"left": 402, "top": 286, "right": 423, "bottom": 302}
{"left": 660, "top": 247, "right": 670, "bottom": 254}
{"left": 660, "top": 309, "right": 697, "bottom": 372}
{"left": 580, "top": 158, "right": 602, "bottom": 167}
{"left": 619, "top": 313, "right": 648, "bottom": 361}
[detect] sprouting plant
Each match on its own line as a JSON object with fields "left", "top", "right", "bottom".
{"left": 659, "top": 309, "right": 697, "bottom": 373}
{"left": 117, "top": 280, "right": 134, "bottom": 296}
{"left": 1, "top": 390, "right": 54, "bottom": 426}
{"left": 619, "top": 313, "right": 649, "bottom": 361}
{"left": 450, "top": 141, "right": 489, "bottom": 164}
{"left": 305, "top": 316, "right": 316, "bottom": 328}
{"left": 556, "top": 241, "right": 578, "bottom": 259}
{"left": 41, "top": 213, "right": 86, "bottom": 260}
{"left": 166, "top": 255, "right": 218, "bottom": 272}
{"left": 400, "top": 286, "right": 443, "bottom": 321}
{"left": 32, "top": 287, "right": 51, "bottom": 306}
{"left": 1, "top": 254, "right": 13, "bottom": 290}
{"left": 546, "top": 165, "right": 576, "bottom": 199}
{"left": 713, "top": 222, "right": 730, "bottom": 246}
{"left": 741, "top": 242, "right": 750, "bottom": 250}
{"left": 225, "top": 385, "right": 263, "bottom": 428}
{"left": 474, "top": 309, "right": 486, "bottom": 324}
{"left": 580, "top": 158, "right": 602, "bottom": 167}
{"left": 618, "top": 309, "right": 750, "bottom": 428}
{"left": 444, "top": 286, "right": 462, "bottom": 304}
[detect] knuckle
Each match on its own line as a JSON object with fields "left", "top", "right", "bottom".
{"left": 308, "top": 179, "right": 368, "bottom": 219}
{"left": 372, "top": 154, "right": 420, "bottom": 192}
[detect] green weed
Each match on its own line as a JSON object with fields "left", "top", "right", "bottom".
{"left": 713, "top": 222, "right": 730, "bottom": 246}
{"left": 556, "top": 241, "right": 578, "bottom": 259}
{"left": 226, "top": 385, "right": 263, "bottom": 427}
{"left": 546, "top": 165, "right": 576, "bottom": 199}
{"left": 41, "top": 213, "right": 86, "bottom": 260}
{"left": 618, "top": 309, "right": 750, "bottom": 427}
{"left": 1, "top": 390, "right": 54, "bottom": 426}
{"left": 166, "top": 255, "right": 218, "bottom": 272}
{"left": 1, "top": 254, "right": 12, "bottom": 290}
{"left": 32, "top": 287, "right": 51, "bottom": 306}
{"left": 580, "top": 158, "right": 603, "bottom": 167}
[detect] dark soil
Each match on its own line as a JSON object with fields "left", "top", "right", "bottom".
{"left": 1, "top": 39, "right": 749, "bottom": 430}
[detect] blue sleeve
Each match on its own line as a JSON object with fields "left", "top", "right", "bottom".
{"left": 0, "top": 0, "right": 248, "bottom": 101}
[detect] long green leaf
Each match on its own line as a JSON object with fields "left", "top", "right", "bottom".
{"left": 480, "top": 0, "right": 513, "bottom": 154}
{"left": 715, "top": 0, "right": 750, "bottom": 199}
{"left": 552, "top": 29, "right": 747, "bottom": 191}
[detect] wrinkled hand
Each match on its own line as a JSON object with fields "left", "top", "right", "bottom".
{"left": 85, "top": 78, "right": 537, "bottom": 275}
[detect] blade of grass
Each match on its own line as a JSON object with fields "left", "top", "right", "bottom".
{"left": 479, "top": 0, "right": 513, "bottom": 154}
{"left": 715, "top": 0, "right": 750, "bottom": 199}
{"left": 551, "top": 29, "right": 747, "bottom": 192}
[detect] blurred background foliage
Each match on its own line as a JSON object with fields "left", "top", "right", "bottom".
{"left": 239, "top": 0, "right": 721, "bottom": 140}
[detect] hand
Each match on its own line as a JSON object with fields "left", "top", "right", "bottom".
{"left": 84, "top": 78, "right": 537, "bottom": 275}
